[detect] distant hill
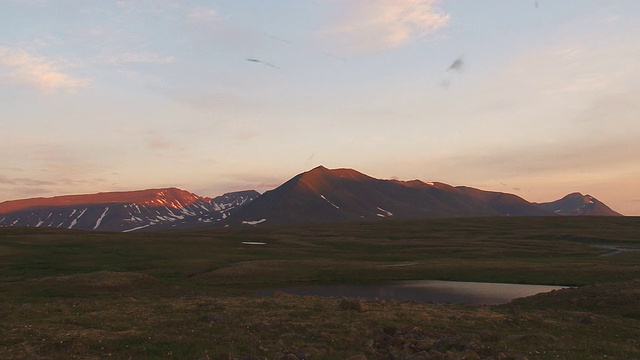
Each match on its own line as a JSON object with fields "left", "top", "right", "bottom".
{"left": 537, "top": 192, "right": 621, "bottom": 216}
{"left": 0, "top": 166, "right": 621, "bottom": 231}
{"left": 0, "top": 188, "right": 259, "bottom": 232}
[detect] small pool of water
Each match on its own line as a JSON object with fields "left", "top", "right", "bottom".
{"left": 592, "top": 244, "right": 640, "bottom": 257}
{"left": 258, "top": 280, "right": 567, "bottom": 305}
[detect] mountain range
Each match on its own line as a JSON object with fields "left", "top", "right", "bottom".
{"left": 0, "top": 188, "right": 259, "bottom": 232}
{"left": 0, "top": 166, "right": 621, "bottom": 232}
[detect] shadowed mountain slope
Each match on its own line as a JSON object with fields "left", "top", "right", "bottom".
{"left": 226, "top": 166, "right": 586, "bottom": 226}
{"left": 0, "top": 166, "right": 621, "bottom": 231}
{"left": 455, "top": 186, "right": 550, "bottom": 217}
{"left": 538, "top": 192, "right": 622, "bottom": 216}
{"left": 0, "top": 188, "right": 259, "bottom": 232}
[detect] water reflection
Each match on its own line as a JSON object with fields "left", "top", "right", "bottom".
{"left": 258, "top": 280, "right": 567, "bottom": 305}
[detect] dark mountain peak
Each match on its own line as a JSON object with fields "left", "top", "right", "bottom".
{"left": 562, "top": 192, "right": 587, "bottom": 199}
{"left": 561, "top": 192, "right": 600, "bottom": 204}
{"left": 305, "top": 165, "right": 370, "bottom": 179}
{"left": 310, "top": 165, "right": 329, "bottom": 172}
{"left": 538, "top": 193, "right": 621, "bottom": 216}
{"left": 553, "top": 192, "right": 599, "bottom": 205}
{"left": 227, "top": 167, "right": 557, "bottom": 226}
{"left": 292, "top": 166, "right": 375, "bottom": 193}
{"left": 211, "top": 190, "right": 260, "bottom": 208}
{"left": 300, "top": 165, "right": 332, "bottom": 183}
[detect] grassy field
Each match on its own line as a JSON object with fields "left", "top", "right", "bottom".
{"left": 0, "top": 217, "right": 639, "bottom": 359}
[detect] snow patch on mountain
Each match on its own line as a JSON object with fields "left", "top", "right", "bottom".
{"left": 69, "top": 208, "right": 87, "bottom": 229}
{"left": 242, "top": 219, "right": 266, "bottom": 225}
{"left": 123, "top": 224, "right": 152, "bottom": 232}
{"left": 321, "top": 195, "right": 340, "bottom": 209}
{"left": 93, "top": 207, "right": 109, "bottom": 230}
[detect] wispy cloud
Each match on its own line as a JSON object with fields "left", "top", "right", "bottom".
{"left": 113, "top": 0, "right": 181, "bottom": 16}
{"left": 0, "top": 175, "right": 56, "bottom": 187}
{"left": 146, "top": 137, "right": 173, "bottom": 150}
{"left": 5, "top": 0, "right": 48, "bottom": 4}
{"left": 321, "top": 0, "right": 449, "bottom": 53}
{"left": 0, "top": 147, "right": 113, "bottom": 201}
{"left": 425, "top": 135, "right": 640, "bottom": 185}
{"left": 105, "top": 52, "right": 175, "bottom": 65}
{"left": 187, "top": 8, "right": 218, "bottom": 24}
{"left": 0, "top": 47, "right": 90, "bottom": 93}
{"left": 504, "top": 40, "right": 640, "bottom": 95}
{"left": 160, "top": 87, "right": 267, "bottom": 114}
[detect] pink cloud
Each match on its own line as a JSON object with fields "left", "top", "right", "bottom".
{"left": 321, "top": 0, "right": 449, "bottom": 53}
{"left": 0, "top": 47, "right": 90, "bottom": 93}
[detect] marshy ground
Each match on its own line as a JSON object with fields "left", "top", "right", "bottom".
{"left": 1, "top": 217, "right": 639, "bottom": 359}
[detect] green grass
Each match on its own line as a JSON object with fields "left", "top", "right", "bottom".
{"left": 2, "top": 217, "right": 638, "bottom": 287}
{"left": 0, "top": 216, "right": 639, "bottom": 359}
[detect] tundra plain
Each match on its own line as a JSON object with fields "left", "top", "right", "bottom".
{"left": 1, "top": 217, "right": 639, "bottom": 359}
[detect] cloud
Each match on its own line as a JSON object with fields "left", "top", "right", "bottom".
{"left": 254, "top": 182, "right": 280, "bottom": 189}
{"left": 503, "top": 39, "right": 640, "bottom": 96}
{"left": 187, "top": 8, "right": 218, "bottom": 24}
{"left": 0, "top": 47, "right": 90, "bottom": 93}
{"left": 193, "top": 178, "right": 276, "bottom": 199}
{"left": 0, "top": 175, "right": 56, "bottom": 187}
{"left": 5, "top": 0, "right": 47, "bottom": 4}
{"left": 321, "top": 0, "right": 449, "bottom": 53}
{"left": 427, "top": 135, "right": 640, "bottom": 185}
{"left": 146, "top": 137, "right": 173, "bottom": 150}
{"left": 160, "top": 87, "right": 267, "bottom": 114}
{"left": 184, "top": 7, "right": 261, "bottom": 49}
{"left": 0, "top": 175, "right": 113, "bottom": 202}
{"left": 113, "top": 0, "right": 181, "bottom": 16}
{"left": 105, "top": 52, "right": 175, "bottom": 65}
{"left": 0, "top": 155, "right": 112, "bottom": 201}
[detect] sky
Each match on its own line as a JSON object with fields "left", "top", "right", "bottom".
{"left": 1, "top": 0, "right": 639, "bottom": 215}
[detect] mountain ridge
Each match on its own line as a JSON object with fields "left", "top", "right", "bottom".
{"left": 0, "top": 166, "right": 622, "bottom": 231}
{"left": 0, "top": 188, "right": 259, "bottom": 232}
{"left": 0, "top": 187, "right": 207, "bottom": 214}
{"left": 226, "top": 166, "right": 621, "bottom": 226}
{"left": 537, "top": 192, "right": 621, "bottom": 216}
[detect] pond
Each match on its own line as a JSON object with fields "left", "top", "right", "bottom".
{"left": 258, "top": 280, "right": 568, "bottom": 305}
